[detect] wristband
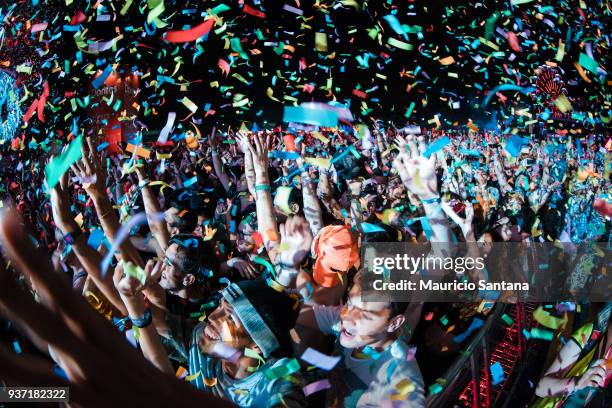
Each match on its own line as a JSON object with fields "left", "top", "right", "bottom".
{"left": 130, "top": 308, "right": 152, "bottom": 328}
{"left": 138, "top": 179, "right": 150, "bottom": 188}
{"left": 255, "top": 184, "right": 271, "bottom": 192}
{"left": 421, "top": 196, "right": 441, "bottom": 204}
{"left": 266, "top": 276, "right": 287, "bottom": 293}
{"left": 211, "top": 150, "right": 218, "bottom": 156}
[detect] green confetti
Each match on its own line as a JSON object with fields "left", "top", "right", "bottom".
{"left": 578, "top": 53, "right": 599, "bottom": 75}
{"left": 264, "top": 358, "right": 300, "bottom": 380}
{"left": 124, "top": 261, "right": 147, "bottom": 285}
{"left": 45, "top": 135, "right": 83, "bottom": 190}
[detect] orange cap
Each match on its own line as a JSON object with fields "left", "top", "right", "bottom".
{"left": 313, "top": 225, "right": 359, "bottom": 288}
{"left": 185, "top": 134, "right": 199, "bottom": 150}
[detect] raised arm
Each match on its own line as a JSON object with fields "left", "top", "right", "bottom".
{"left": 317, "top": 169, "right": 345, "bottom": 221}
{"left": 244, "top": 133, "right": 280, "bottom": 255}
{"left": 114, "top": 260, "right": 173, "bottom": 375}
{"left": 209, "top": 127, "right": 232, "bottom": 192}
{"left": 71, "top": 138, "right": 144, "bottom": 268}
{"left": 491, "top": 152, "right": 512, "bottom": 195}
{"left": 441, "top": 200, "right": 476, "bottom": 242}
{"left": 135, "top": 165, "right": 170, "bottom": 252}
{"left": 0, "top": 211, "right": 234, "bottom": 407}
{"left": 236, "top": 132, "right": 256, "bottom": 197}
{"left": 49, "top": 172, "right": 127, "bottom": 316}
{"left": 274, "top": 216, "right": 313, "bottom": 289}
{"left": 296, "top": 146, "right": 324, "bottom": 236}
{"left": 347, "top": 179, "right": 366, "bottom": 232}
{"left": 535, "top": 339, "right": 607, "bottom": 398}
{"left": 393, "top": 135, "right": 451, "bottom": 245}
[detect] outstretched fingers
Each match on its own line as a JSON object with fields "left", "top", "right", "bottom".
{"left": 417, "top": 136, "right": 427, "bottom": 156}
{"left": 406, "top": 135, "right": 419, "bottom": 160}
{"left": 0, "top": 210, "right": 141, "bottom": 365}
{"left": 0, "top": 346, "right": 71, "bottom": 389}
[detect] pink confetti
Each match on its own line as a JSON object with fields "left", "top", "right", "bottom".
{"left": 30, "top": 23, "right": 48, "bottom": 33}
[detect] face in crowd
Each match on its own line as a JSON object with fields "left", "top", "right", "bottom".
{"left": 198, "top": 299, "right": 255, "bottom": 358}
{"left": 165, "top": 207, "right": 183, "bottom": 236}
{"left": 236, "top": 218, "right": 256, "bottom": 253}
{"left": 339, "top": 273, "right": 405, "bottom": 349}
{"left": 159, "top": 243, "right": 196, "bottom": 291}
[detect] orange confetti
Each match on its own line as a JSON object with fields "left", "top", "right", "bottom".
{"left": 266, "top": 228, "right": 279, "bottom": 242}
{"left": 125, "top": 143, "right": 151, "bottom": 159}
{"left": 203, "top": 377, "right": 218, "bottom": 387}
{"left": 573, "top": 62, "right": 592, "bottom": 83}
{"left": 175, "top": 366, "right": 188, "bottom": 378}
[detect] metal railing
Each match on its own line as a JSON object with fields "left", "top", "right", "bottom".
{"left": 426, "top": 304, "right": 506, "bottom": 407}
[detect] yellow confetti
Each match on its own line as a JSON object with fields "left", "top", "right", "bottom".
{"left": 553, "top": 94, "right": 572, "bottom": 113}
{"left": 390, "top": 379, "right": 415, "bottom": 400}
{"left": 315, "top": 32, "right": 328, "bottom": 52}
{"left": 185, "top": 371, "right": 201, "bottom": 382}
{"left": 181, "top": 96, "right": 198, "bottom": 113}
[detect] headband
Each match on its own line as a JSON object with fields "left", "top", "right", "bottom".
{"left": 221, "top": 283, "right": 279, "bottom": 358}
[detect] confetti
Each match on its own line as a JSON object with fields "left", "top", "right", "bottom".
{"left": 300, "top": 347, "right": 341, "bottom": 371}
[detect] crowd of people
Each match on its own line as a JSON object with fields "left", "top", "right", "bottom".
{"left": 0, "top": 124, "right": 610, "bottom": 407}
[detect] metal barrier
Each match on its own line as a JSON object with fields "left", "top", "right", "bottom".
{"left": 426, "top": 302, "right": 538, "bottom": 408}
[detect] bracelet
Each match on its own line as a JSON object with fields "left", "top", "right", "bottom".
{"left": 130, "top": 308, "right": 152, "bottom": 328}
{"left": 266, "top": 276, "right": 287, "bottom": 292}
{"left": 138, "top": 179, "right": 150, "bottom": 188}
{"left": 211, "top": 150, "right": 218, "bottom": 156}
{"left": 421, "top": 196, "right": 441, "bottom": 204}
{"left": 255, "top": 184, "right": 271, "bottom": 192}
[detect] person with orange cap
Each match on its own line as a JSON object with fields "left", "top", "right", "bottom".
{"left": 294, "top": 224, "right": 361, "bottom": 307}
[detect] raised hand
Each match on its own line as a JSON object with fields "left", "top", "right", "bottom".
{"left": 441, "top": 200, "right": 475, "bottom": 241}
{"left": 202, "top": 225, "right": 218, "bottom": 241}
{"left": 70, "top": 137, "right": 106, "bottom": 199}
{"left": 49, "top": 172, "right": 77, "bottom": 234}
{"left": 392, "top": 135, "right": 439, "bottom": 200}
{"left": 575, "top": 359, "right": 607, "bottom": 390}
{"left": 0, "top": 209, "right": 234, "bottom": 407}
{"left": 244, "top": 133, "right": 270, "bottom": 176}
{"left": 277, "top": 216, "right": 313, "bottom": 269}
{"left": 235, "top": 131, "right": 250, "bottom": 154}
